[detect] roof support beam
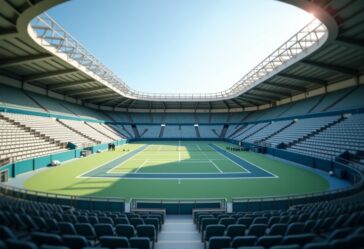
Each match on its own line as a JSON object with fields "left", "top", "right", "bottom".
{"left": 48, "top": 80, "right": 96, "bottom": 90}
{"left": 222, "top": 100, "right": 230, "bottom": 109}
{"left": 98, "top": 98, "right": 122, "bottom": 106}
{"left": 66, "top": 87, "right": 106, "bottom": 96}
{"left": 0, "top": 29, "right": 18, "bottom": 39}
{"left": 128, "top": 100, "right": 137, "bottom": 108}
{"left": 236, "top": 96, "right": 262, "bottom": 106}
{"left": 264, "top": 81, "right": 306, "bottom": 92}
{"left": 277, "top": 73, "right": 327, "bottom": 85}
{"left": 252, "top": 87, "right": 291, "bottom": 97}
{"left": 231, "top": 99, "right": 245, "bottom": 108}
{"left": 299, "top": 60, "right": 358, "bottom": 76}
{"left": 79, "top": 93, "right": 116, "bottom": 101}
{"left": 115, "top": 98, "right": 133, "bottom": 107}
{"left": 335, "top": 37, "right": 364, "bottom": 51}
{"left": 244, "top": 93, "right": 274, "bottom": 102}
{"left": 24, "top": 69, "right": 78, "bottom": 82}
{"left": 0, "top": 54, "right": 53, "bottom": 68}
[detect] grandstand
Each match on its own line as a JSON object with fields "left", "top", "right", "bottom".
{"left": 0, "top": 0, "right": 363, "bottom": 249}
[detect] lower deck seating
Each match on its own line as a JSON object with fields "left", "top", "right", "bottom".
{"left": 0, "top": 194, "right": 164, "bottom": 249}
{"left": 195, "top": 193, "right": 364, "bottom": 249}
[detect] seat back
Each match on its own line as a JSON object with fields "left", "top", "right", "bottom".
{"left": 99, "top": 235, "right": 129, "bottom": 249}
{"left": 94, "top": 223, "right": 115, "bottom": 237}
{"left": 115, "top": 224, "right": 136, "bottom": 238}
{"left": 129, "top": 236, "right": 152, "bottom": 249}
{"left": 207, "top": 236, "right": 231, "bottom": 249}
{"left": 62, "top": 235, "right": 90, "bottom": 249}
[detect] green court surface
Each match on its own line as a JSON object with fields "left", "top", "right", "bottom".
{"left": 24, "top": 141, "right": 330, "bottom": 201}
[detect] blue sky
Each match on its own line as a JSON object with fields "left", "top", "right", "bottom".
{"left": 48, "top": 0, "right": 313, "bottom": 94}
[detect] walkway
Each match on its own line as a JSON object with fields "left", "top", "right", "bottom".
{"left": 156, "top": 215, "right": 203, "bottom": 249}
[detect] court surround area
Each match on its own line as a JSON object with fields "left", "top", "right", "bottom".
{"left": 22, "top": 141, "right": 337, "bottom": 201}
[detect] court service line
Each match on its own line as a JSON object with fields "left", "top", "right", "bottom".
{"left": 135, "top": 160, "right": 149, "bottom": 173}
{"left": 209, "top": 159, "right": 223, "bottom": 174}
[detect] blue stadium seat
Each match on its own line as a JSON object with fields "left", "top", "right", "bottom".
{"left": 115, "top": 224, "right": 136, "bottom": 238}
{"left": 225, "top": 224, "right": 246, "bottom": 238}
{"left": 203, "top": 225, "right": 225, "bottom": 242}
{"left": 99, "top": 235, "right": 129, "bottom": 249}
{"left": 129, "top": 237, "right": 153, "bottom": 249}
{"left": 94, "top": 223, "right": 115, "bottom": 237}
{"left": 6, "top": 239, "right": 37, "bottom": 249}
{"left": 74, "top": 223, "right": 96, "bottom": 240}
{"left": 0, "top": 225, "right": 16, "bottom": 240}
{"left": 230, "top": 235, "right": 257, "bottom": 247}
{"left": 255, "top": 235, "right": 282, "bottom": 247}
{"left": 281, "top": 233, "right": 316, "bottom": 246}
{"left": 58, "top": 222, "right": 77, "bottom": 236}
{"left": 269, "top": 223, "right": 287, "bottom": 235}
{"left": 62, "top": 235, "right": 90, "bottom": 249}
{"left": 285, "top": 222, "right": 305, "bottom": 235}
{"left": 136, "top": 225, "right": 157, "bottom": 242}
{"left": 247, "top": 224, "right": 267, "bottom": 237}
{"left": 206, "top": 236, "right": 231, "bottom": 249}
{"left": 31, "top": 232, "right": 63, "bottom": 246}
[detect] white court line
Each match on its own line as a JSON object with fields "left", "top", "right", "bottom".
{"left": 105, "top": 145, "right": 150, "bottom": 174}
{"left": 197, "top": 144, "right": 202, "bottom": 151}
{"left": 209, "top": 160, "right": 223, "bottom": 174}
{"left": 134, "top": 160, "right": 149, "bottom": 173}
{"left": 178, "top": 140, "right": 181, "bottom": 162}
{"left": 77, "top": 145, "right": 147, "bottom": 178}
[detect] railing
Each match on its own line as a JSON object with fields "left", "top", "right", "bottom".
{"left": 0, "top": 183, "right": 125, "bottom": 211}
{"left": 29, "top": 14, "right": 327, "bottom": 102}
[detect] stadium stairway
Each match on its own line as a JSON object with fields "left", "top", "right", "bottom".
{"left": 195, "top": 126, "right": 201, "bottom": 138}
{"left": 219, "top": 124, "right": 229, "bottom": 138}
{"left": 155, "top": 215, "right": 203, "bottom": 249}
{"left": 132, "top": 125, "right": 141, "bottom": 138}
{"left": 159, "top": 126, "right": 165, "bottom": 138}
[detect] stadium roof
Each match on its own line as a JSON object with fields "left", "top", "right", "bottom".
{"left": 0, "top": 0, "right": 363, "bottom": 111}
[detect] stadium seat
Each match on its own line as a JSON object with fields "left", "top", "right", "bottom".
{"left": 206, "top": 236, "right": 231, "bottom": 249}
{"left": 247, "top": 224, "right": 267, "bottom": 237}
{"left": 269, "top": 223, "right": 287, "bottom": 235}
{"left": 130, "top": 218, "right": 144, "bottom": 227}
{"left": 136, "top": 225, "right": 157, "bottom": 242}
{"left": 62, "top": 235, "right": 90, "bottom": 249}
{"left": 31, "top": 232, "right": 63, "bottom": 246}
{"left": 98, "top": 217, "right": 114, "bottom": 225}
{"left": 230, "top": 235, "right": 257, "bottom": 247}
{"left": 0, "top": 225, "right": 17, "bottom": 240}
{"left": 302, "top": 241, "right": 330, "bottom": 249}
{"left": 225, "top": 224, "right": 246, "bottom": 238}
{"left": 99, "top": 235, "right": 129, "bottom": 249}
{"left": 200, "top": 218, "right": 219, "bottom": 232}
{"left": 255, "top": 235, "right": 283, "bottom": 247}
{"left": 236, "top": 217, "right": 253, "bottom": 227}
{"left": 144, "top": 218, "right": 160, "bottom": 231}
{"left": 115, "top": 224, "right": 136, "bottom": 238}
{"left": 219, "top": 218, "right": 236, "bottom": 227}
{"left": 74, "top": 223, "right": 96, "bottom": 240}
{"left": 6, "top": 239, "right": 38, "bottom": 249}
{"left": 203, "top": 225, "right": 225, "bottom": 242}
{"left": 114, "top": 217, "right": 129, "bottom": 225}
{"left": 285, "top": 222, "right": 305, "bottom": 235}
{"left": 58, "top": 222, "right": 77, "bottom": 235}
{"left": 269, "top": 245, "right": 301, "bottom": 249}
{"left": 281, "top": 233, "right": 316, "bottom": 246}
{"left": 94, "top": 223, "right": 115, "bottom": 237}
{"left": 129, "top": 237, "right": 153, "bottom": 249}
